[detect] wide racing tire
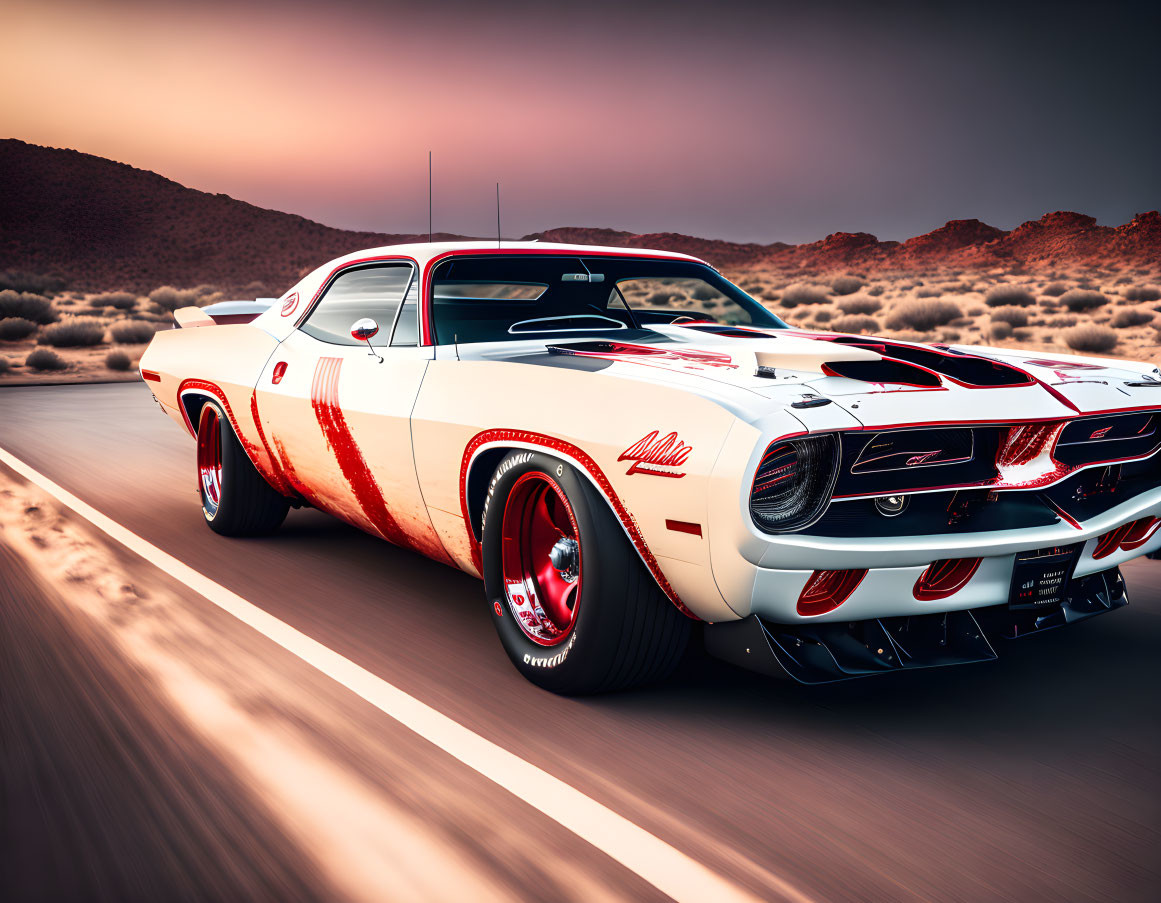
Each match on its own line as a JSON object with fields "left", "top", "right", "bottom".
{"left": 196, "top": 400, "right": 289, "bottom": 537}
{"left": 482, "top": 450, "right": 690, "bottom": 694}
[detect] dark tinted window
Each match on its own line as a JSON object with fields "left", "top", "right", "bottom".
{"left": 302, "top": 264, "right": 414, "bottom": 346}
{"left": 430, "top": 255, "right": 785, "bottom": 344}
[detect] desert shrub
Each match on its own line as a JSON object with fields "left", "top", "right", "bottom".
{"left": 781, "top": 284, "right": 830, "bottom": 307}
{"left": 813, "top": 309, "right": 834, "bottom": 323}
{"left": 691, "top": 285, "right": 716, "bottom": 301}
{"left": 1047, "top": 316, "right": 1078, "bottom": 328}
{"left": 1123, "top": 286, "right": 1161, "bottom": 302}
{"left": 38, "top": 318, "right": 106, "bottom": 347}
{"left": 831, "top": 315, "right": 880, "bottom": 334}
{"left": 25, "top": 348, "right": 68, "bottom": 371}
{"left": 761, "top": 290, "right": 780, "bottom": 302}
{"left": 105, "top": 350, "right": 132, "bottom": 371}
{"left": 1111, "top": 309, "right": 1154, "bottom": 328}
{"left": 916, "top": 287, "right": 942, "bottom": 298}
{"left": 990, "top": 306, "right": 1029, "bottom": 328}
{"left": 89, "top": 291, "right": 138, "bottom": 311}
{"left": 867, "top": 284, "right": 885, "bottom": 297}
{"left": 939, "top": 330, "right": 961, "bottom": 343}
{"left": 0, "top": 271, "right": 66, "bottom": 296}
{"left": 0, "top": 290, "right": 58, "bottom": 324}
{"left": 111, "top": 320, "right": 163, "bottom": 344}
{"left": 1061, "top": 289, "right": 1107, "bottom": 312}
{"left": 831, "top": 276, "right": 863, "bottom": 296}
{"left": 950, "top": 317, "right": 975, "bottom": 327}
{"left": 0, "top": 357, "right": 9, "bottom": 375}
{"left": 990, "top": 321, "right": 1013, "bottom": 341}
{"left": 1063, "top": 325, "right": 1117, "bottom": 353}
{"left": 149, "top": 285, "right": 200, "bottom": 312}
{"left": 838, "top": 296, "right": 881, "bottom": 315}
{"left": 0, "top": 317, "right": 38, "bottom": 341}
{"left": 885, "top": 299, "right": 963, "bottom": 332}
{"left": 1013, "top": 328, "right": 1033, "bottom": 341}
{"left": 985, "top": 285, "right": 1035, "bottom": 307}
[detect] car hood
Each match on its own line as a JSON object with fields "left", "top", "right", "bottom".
{"left": 528, "top": 326, "right": 1161, "bottom": 429}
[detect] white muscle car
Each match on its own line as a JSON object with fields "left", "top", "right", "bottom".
{"left": 139, "top": 241, "right": 1161, "bottom": 692}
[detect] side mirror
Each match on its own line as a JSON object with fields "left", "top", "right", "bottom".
{"left": 351, "top": 317, "right": 383, "bottom": 363}
{"left": 351, "top": 318, "right": 379, "bottom": 341}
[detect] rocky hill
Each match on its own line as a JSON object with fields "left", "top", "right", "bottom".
{"left": 2, "top": 138, "right": 1157, "bottom": 295}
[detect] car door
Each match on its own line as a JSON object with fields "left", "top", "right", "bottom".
{"left": 255, "top": 261, "right": 451, "bottom": 562}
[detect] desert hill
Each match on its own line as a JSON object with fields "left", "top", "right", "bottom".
{"left": 1, "top": 138, "right": 1158, "bottom": 295}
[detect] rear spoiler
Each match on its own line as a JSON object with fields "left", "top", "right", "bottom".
{"left": 173, "top": 298, "right": 275, "bottom": 328}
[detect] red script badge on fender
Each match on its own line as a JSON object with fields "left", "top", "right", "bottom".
{"left": 619, "top": 430, "right": 693, "bottom": 478}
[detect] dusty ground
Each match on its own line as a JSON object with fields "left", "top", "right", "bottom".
{"left": 2, "top": 267, "right": 1159, "bottom": 384}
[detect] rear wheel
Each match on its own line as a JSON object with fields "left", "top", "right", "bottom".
{"left": 482, "top": 450, "right": 690, "bottom": 694}
{"left": 196, "top": 401, "right": 289, "bottom": 536}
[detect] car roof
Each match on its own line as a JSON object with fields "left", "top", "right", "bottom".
{"left": 324, "top": 240, "right": 710, "bottom": 270}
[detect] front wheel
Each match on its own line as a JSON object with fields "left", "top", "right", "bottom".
{"left": 196, "top": 401, "right": 289, "bottom": 536}
{"left": 481, "top": 451, "right": 690, "bottom": 694}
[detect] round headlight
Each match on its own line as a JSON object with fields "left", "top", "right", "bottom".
{"left": 749, "top": 434, "right": 840, "bottom": 533}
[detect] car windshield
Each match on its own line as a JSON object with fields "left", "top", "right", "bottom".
{"left": 430, "top": 255, "right": 787, "bottom": 344}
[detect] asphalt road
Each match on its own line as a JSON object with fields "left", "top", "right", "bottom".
{"left": 2, "top": 383, "right": 1159, "bottom": 902}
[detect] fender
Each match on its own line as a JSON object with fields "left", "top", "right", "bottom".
{"left": 460, "top": 428, "right": 698, "bottom": 618}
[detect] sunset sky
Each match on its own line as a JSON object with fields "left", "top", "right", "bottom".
{"left": 4, "top": 0, "right": 1158, "bottom": 243}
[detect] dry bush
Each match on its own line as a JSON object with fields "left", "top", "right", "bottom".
{"left": 831, "top": 276, "right": 863, "bottom": 296}
{"left": 0, "top": 357, "right": 9, "bottom": 375}
{"left": 0, "top": 317, "right": 39, "bottom": 341}
{"left": 985, "top": 285, "right": 1035, "bottom": 307}
{"left": 89, "top": 291, "right": 138, "bottom": 311}
{"left": 111, "top": 320, "right": 163, "bottom": 344}
{"left": 149, "top": 285, "right": 200, "bottom": 312}
{"left": 939, "top": 330, "right": 961, "bottom": 343}
{"left": 38, "top": 318, "right": 106, "bottom": 347}
{"left": 838, "top": 296, "right": 881, "bottom": 315}
{"left": 1042, "top": 282, "right": 1068, "bottom": 296}
{"left": 990, "top": 321, "right": 1013, "bottom": 341}
{"left": 25, "top": 348, "right": 68, "bottom": 371}
{"left": 1063, "top": 324, "right": 1117, "bottom": 353}
{"left": 1061, "top": 289, "right": 1107, "bottom": 312}
{"left": 105, "top": 350, "right": 132, "bottom": 371}
{"left": 1047, "top": 316, "right": 1078, "bottom": 328}
{"left": 1111, "top": 309, "right": 1154, "bottom": 328}
{"left": 950, "top": 317, "right": 975, "bottom": 327}
{"left": 867, "top": 285, "right": 885, "bottom": 297}
{"left": 990, "top": 306, "right": 1029, "bottom": 328}
{"left": 692, "top": 285, "right": 716, "bottom": 301}
{"left": 885, "top": 299, "right": 962, "bottom": 332}
{"left": 813, "top": 309, "right": 834, "bottom": 324}
{"left": 0, "top": 290, "right": 58, "bottom": 324}
{"left": 761, "top": 290, "right": 780, "bottom": 303}
{"left": 831, "top": 315, "right": 880, "bottom": 334}
{"left": 781, "top": 284, "right": 831, "bottom": 307}
{"left": 915, "top": 288, "right": 943, "bottom": 298}
{"left": 0, "top": 271, "right": 66, "bottom": 296}
{"left": 1123, "top": 286, "right": 1161, "bottom": 302}
{"left": 1013, "top": 328, "right": 1033, "bottom": 342}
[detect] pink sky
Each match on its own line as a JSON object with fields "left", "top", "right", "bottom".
{"left": 4, "top": 0, "right": 1158, "bottom": 242}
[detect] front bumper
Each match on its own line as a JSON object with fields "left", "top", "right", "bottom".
{"left": 710, "top": 483, "right": 1161, "bottom": 623}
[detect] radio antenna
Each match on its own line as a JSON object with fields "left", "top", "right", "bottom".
{"left": 496, "top": 182, "right": 501, "bottom": 248}
{"left": 428, "top": 151, "right": 432, "bottom": 242}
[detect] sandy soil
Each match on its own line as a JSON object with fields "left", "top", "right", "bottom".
{"left": 2, "top": 268, "right": 1159, "bottom": 385}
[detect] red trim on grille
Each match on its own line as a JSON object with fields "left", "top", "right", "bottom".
{"left": 797, "top": 569, "right": 866, "bottom": 616}
{"left": 913, "top": 558, "right": 982, "bottom": 601}
{"left": 460, "top": 429, "right": 697, "bottom": 618}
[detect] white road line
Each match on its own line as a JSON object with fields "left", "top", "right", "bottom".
{"left": 0, "top": 445, "right": 811, "bottom": 903}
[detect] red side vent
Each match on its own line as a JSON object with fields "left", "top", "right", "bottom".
{"left": 1094, "top": 517, "right": 1161, "bottom": 559}
{"left": 913, "top": 558, "right": 982, "bottom": 601}
{"left": 797, "top": 569, "right": 867, "bottom": 616}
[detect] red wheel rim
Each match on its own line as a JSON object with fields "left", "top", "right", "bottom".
{"left": 500, "top": 472, "right": 582, "bottom": 646}
{"left": 196, "top": 405, "right": 223, "bottom": 517}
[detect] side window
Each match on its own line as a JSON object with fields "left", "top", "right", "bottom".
{"left": 390, "top": 278, "right": 420, "bottom": 346}
{"left": 301, "top": 264, "right": 414, "bottom": 346}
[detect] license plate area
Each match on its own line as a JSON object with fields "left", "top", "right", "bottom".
{"left": 1009, "top": 544, "right": 1080, "bottom": 611}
